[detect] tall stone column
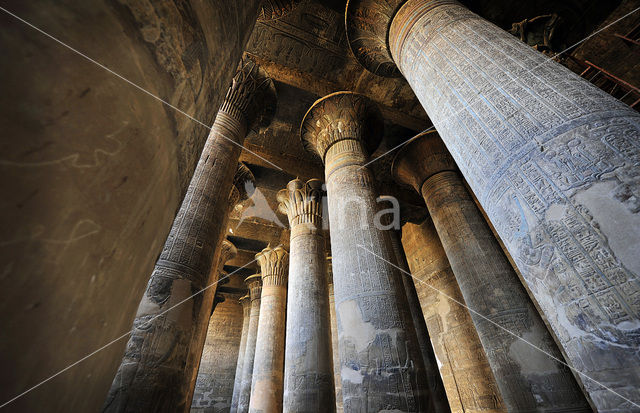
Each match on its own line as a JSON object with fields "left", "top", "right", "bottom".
{"left": 347, "top": 1, "right": 640, "bottom": 408}
{"left": 237, "top": 274, "right": 263, "bottom": 413}
{"left": 230, "top": 294, "right": 252, "bottom": 413}
{"left": 249, "top": 246, "right": 289, "bottom": 413}
{"left": 189, "top": 239, "right": 239, "bottom": 411}
{"left": 278, "top": 179, "right": 335, "bottom": 412}
{"left": 103, "top": 58, "right": 275, "bottom": 413}
{"left": 387, "top": 228, "right": 450, "bottom": 413}
{"left": 393, "top": 132, "right": 589, "bottom": 411}
{"left": 186, "top": 236, "right": 241, "bottom": 409}
{"left": 401, "top": 218, "right": 505, "bottom": 413}
{"left": 326, "top": 257, "right": 344, "bottom": 413}
{"left": 301, "top": 91, "right": 429, "bottom": 412}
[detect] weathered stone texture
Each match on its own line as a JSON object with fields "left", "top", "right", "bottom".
{"left": 249, "top": 246, "right": 289, "bottom": 413}
{"left": 394, "top": 133, "right": 589, "bottom": 411}
{"left": 191, "top": 292, "right": 244, "bottom": 413}
{"left": 402, "top": 219, "right": 505, "bottom": 413}
{"left": 386, "top": 1, "right": 640, "bottom": 409}
{"left": 388, "top": 229, "right": 451, "bottom": 413}
{"left": 186, "top": 229, "right": 243, "bottom": 410}
{"left": 237, "top": 275, "right": 262, "bottom": 413}
{"left": 279, "top": 180, "right": 335, "bottom": 412}
{"left": 301, "top": 92, "right": 429, "bottom": 412}
{"left": 230, "top": 295, "right": 252, "bottom": 413}
{"left": 103, "top": 59, "right": 273, "bottom": 413}
{"left": 0, "top": 2, "right": 261, "bottom": 412}
{"left": 327, "top": 259, "right": 344, "bottom": 413}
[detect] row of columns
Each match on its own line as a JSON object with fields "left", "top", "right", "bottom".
{"left": 347, "top": 0, "right": 640, "bottom": 410}
{"left": 106, "top": 0, "right": 640, "bottom": 410}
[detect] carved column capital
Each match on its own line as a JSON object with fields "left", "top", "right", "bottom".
{"left": 391, "top": 130, "right": 458, "bottom": 193}
{"left": 258, "top": 0, "right": 302, "bottom": 21}
{"left": 277, "top": 179, "right": 325, "bottom": 233}
{"left": 245, "top": 274, "right": 263, "bottom": 301}
{"left": 300, "top": 91, "right": 383, "bottom": 163}
{"left": 219, "top": 239, "right": 238, "bottom": 266}
{"left": 229, "top": 162, "right": 256, "bottom": 209}
{"left": 239, "top": 294, "right": 251, "bottom": 309}
{"left": 256, "top": 246, "right": 289, "bottom": 287}
{"left": 345, "top": 0, "right": 404, "bottom": 78}
{"left": 219, "top": 56, "right": 277, "bottom": 134}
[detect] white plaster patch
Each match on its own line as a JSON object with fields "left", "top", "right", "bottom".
{"left": 508, "top": 317, "right": 559, "bottom": 375}
{"left": 337, "top": 299, "right": 377, "bottom": 353}
{"left": 545, "top": 203, "right": 567, "bottom": 221}
{"left": 575, "top": 180, "right": 640, "bottom": 275}
{"left": 341, "top": 365, "right": 364, "bottom": 384}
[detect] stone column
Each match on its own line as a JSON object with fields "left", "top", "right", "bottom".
{"left": 347, "top": 1, "right": 640, "bottom": 408}
{"left": 278, "top": 179, "right": 335, "bottom": 412}
{"left": 401, "top": 218, "right": 505, "bottom": 413}
{"left": 190, "top": 291, "right": 244, "bottom": 412}
{"left": 326, "top": 257, "right": 344, "bottom": 413}
{"left": 301, "top": 91, "right": 429, "bottom": 412}
{"left": 230, "top": 294, "right": 252, "bottom": 413}
{"left": 249, "top": 246, "right": 289, "bottom": 412}
{"left": 237, "top": 274, "right": 263, "bottom": 413}
{"left": 185, "top": 163, "right": 255, "bottom": 403}
{"left": 186, "top": 237, "right": 240, "bottom": 409}
{"left": 387, "top": 229, "right": 450, "bottom": 413}
{"left": 393, "top": 132, "right": 588, "bottom": 411}
{"left": 103, "top": 58, "right": 275, "bottom": 413}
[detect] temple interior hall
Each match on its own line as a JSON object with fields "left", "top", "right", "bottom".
{"left": 1, "top": 0, "right": 640, "bottom": 412}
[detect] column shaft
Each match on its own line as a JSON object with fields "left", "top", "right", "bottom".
{"left": 388, "top": 229, "right": 451, "bottom": 413}
{"left": 186, "top": 235, "right": 242, "bottom": 409}
{"left": 327, "top": 263, "right": 344, "bottom": 413}
{"left": 191, "top": 292, "right": 244, "bottom": 412}
{"left": 388, "top": 1, "right": 640, "bottom": 408}
{"left": 237, "top": 276, "right": 262, "bottom": 413}
{"left": 103, "top": 59, "right": 273, "bottom": 413}
{"left": 422, "top": 171, "right": 588, "bottom": 411}
{"left": 230, "top": 295, "right": 252, "bottom": 413}
{"left": 402, "top": 218, "right": 505, "bottom": 413}
{"left": 103, "top": 111, "right": 244, "bottom": 413}
{"left": 301, "top": 92, "right": 429, "bottom": 412}
{"left": 280, "top": 180, "right": 335, "bottom": 412}
{"left": 249, "top": 247, "right": 289, "bottom": 412}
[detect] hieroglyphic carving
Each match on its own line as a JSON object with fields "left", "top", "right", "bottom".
{"left": 402, "top": 218, "right": 505, "bottom": 413}
{"left": 237, "top": 275, "right": 262, "bottom": 413}
{"left": 394, "top": 132, "right": 588, "bottom": 411}
{"left": 249, "top": 247, "right": 289, "bottom": 412}
{"left": 190, "top": 292, "right": 244, "bottom": 412}
{"left": 385, "top": 0, "right": 640, "bottom": 409}
{"left": 104, "top": 59, "right": 274, "bottom": 413}
{"left": 301, "top": 92, "right": 429, "bottom": 411}
{"left": 230, "top": 295, "right": 251, "bottom": 413}
{"left": 258, "top": 0, "right": 302, "bottom": 21}
{"left": 278, "top": 178, "right": 335, "bottom": 411}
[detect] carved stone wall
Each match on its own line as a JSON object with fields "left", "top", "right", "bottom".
{"left": 402, "top": 219, "right": 506, "bottom": 413}
{"left": 0, "top": 2, "right": 262, "bottom": 412}
{"left": 191, "top": 292, "right": 244, "bottom": 413}
{"left": 388, "top": 0, "right": 640, "bottom": 409}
